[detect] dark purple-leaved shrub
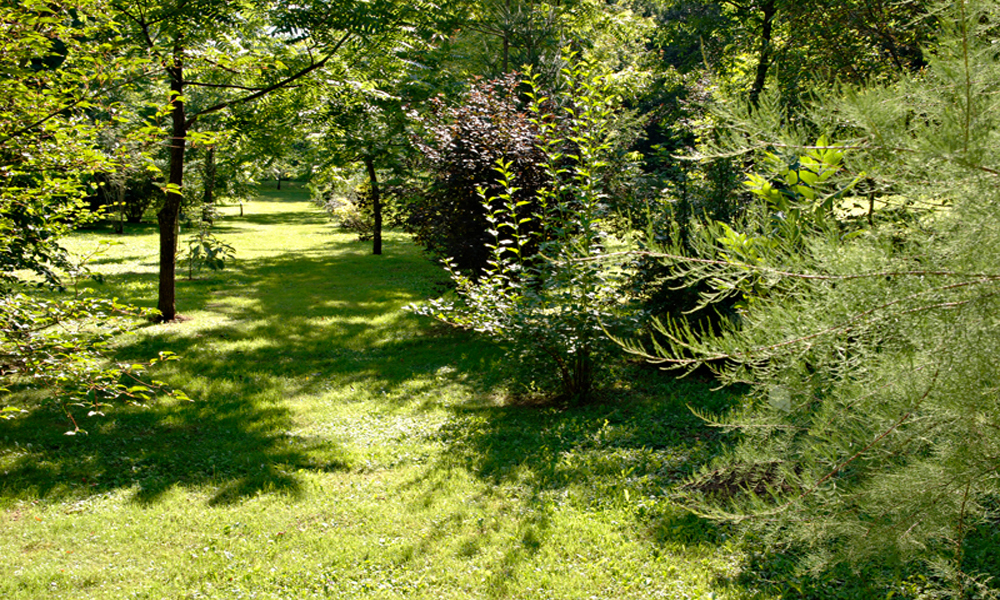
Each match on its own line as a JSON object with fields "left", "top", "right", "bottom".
{"left": 408, "top": 74, "right": 553, "bottom": 272}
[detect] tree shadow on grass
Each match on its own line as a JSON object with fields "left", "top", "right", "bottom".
{"left": 423, "top": 369, "right": 952, "bottom": 600}
{"left": 0, "top": 233, "right": 498, "bottom": 508}
{"left": 716, "top": 517, "right": 1000, "bottom": 599}
{"left": 0, "top": 382, "right": 353, "bottom": 506}
{"left": 77, "top": 221, "right": 160, "bottom": 237}
{"left": 230, "top": 210, "right": 330, "bottom": 227}
{"left": 435, "top": 374, "right": 737, "bottom": 503}
{"left": 386, "top": 373, "right": 742, "bottom": 596}
{"left": 110, "top": 239, "right": 497, "bottom": 405}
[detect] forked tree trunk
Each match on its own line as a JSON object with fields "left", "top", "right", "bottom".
{"left": 157, "top": 56, "right": 186, "bottom": 322}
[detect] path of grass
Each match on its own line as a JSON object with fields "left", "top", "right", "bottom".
{"left": 0, "top": 186, "right": 880, "bottom": 599}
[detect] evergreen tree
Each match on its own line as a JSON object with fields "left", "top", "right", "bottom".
{"left": 623, "top": 0, "right": 1000, "bottom": 593}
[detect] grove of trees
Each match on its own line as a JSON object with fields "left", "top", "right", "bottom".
{"left": 4, "top": 0, "right": 1000, "bottom": 595}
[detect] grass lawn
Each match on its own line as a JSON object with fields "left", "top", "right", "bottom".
{"left": 0, "top": 185, "right": 897, "bottom": 599}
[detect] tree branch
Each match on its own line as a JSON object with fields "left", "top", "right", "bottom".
{"left": 622, "top": 279, "right": 1000, "bottom": 368}
{"left": 0, "top": 67, "right": 165, "bottom": 146}
{"left": 746, "top": 370, "right": 940, "bottom": 521}
{"left": 569, "top": 249, "right": 1000, "bottom": 282}
{"left": 185, "top": 80, "right": 298, "bottom": 92}
{"left": 187, "top": 31, "right": 353, "bottom": 126}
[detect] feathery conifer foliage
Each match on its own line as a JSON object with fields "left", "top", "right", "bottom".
{"left": 620, "top": 0, "right": 1000, "bottom": 592}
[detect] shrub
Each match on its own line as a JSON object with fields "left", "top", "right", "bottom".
{"left": 1, "top": 292, "right": 185, "bottom": 433}
{"left": 410, "top": 56, "right": 639, "bottom": 402}
{"left": 181, "top": 220, "right": 236, "bottom": 280}
{"left": 408, "top": 73, "right": 552, "bottom": 272}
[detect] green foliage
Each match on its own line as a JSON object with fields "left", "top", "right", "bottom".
{"left": 622, "top": 0, "right": 1000, "bottom": 594}
{"left": 438, "top": 0, "right": 655, "bottom": 94}
{"left": 409, "top": 73, "right": 552, "bottom": 271}
{"left": 0, "top": 292, "right": 184, "bottom": 433}
{"left": 0, "top": 0, "right": 120, "bottom": 290}
{"left": 0, "top": 245, "right": 188, "bottom": 434}
{"left": 641, "top": 0, "right": 933, "bottom": 104}
{"left": 0, "top": 0, "right": 186, "bottom": 429}
{"left": 181, "top": 221, "right": 237, "bottom": 280}
{"left": 316, "top": 177, "right": 378, "bottom": 241}
{"left": 411, "top": 55, "right": 639, "bottom": 402}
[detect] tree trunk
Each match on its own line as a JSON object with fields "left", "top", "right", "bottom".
{"left": 749, "top": 0, "right": 777, "bottom": 110}
{"left": 157, "top": 55, "right": 186, "bottom": 322}
{"left": 110, "top": 175, "right": 125, "bottom": 234}
{"left": 116, "top": 182, "right": 125, "bottom": 234}
{"left": 364, "top": 156, "right": 382, "bottom": 256}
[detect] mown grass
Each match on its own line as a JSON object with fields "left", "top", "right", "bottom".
{"left": 0, "top": 185, "right": 901, "bottom": 599}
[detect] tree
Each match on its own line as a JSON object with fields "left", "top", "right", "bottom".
{"left": 310, "top": 100, "right": 408, "bottom": 255}
{"left": 112, "top": 0, "right": 413, "bottom": 321}
{"left": 623, "top": 0, "right": 1000, "bottom": 592}
{"left": 1, "top": 0, "right": 186, "bottom": 429}
{"left": 434, "top": 0, "right": 654, "bottom": 92}
{"left": 462, "top": 0, "right": 562, "bottom": 75}
{"left": 640, "top": 0, "right": 933, "bottom": 108}
{"left": 0, "top": 0, "right": 124, "bottom": 289}
{"left": 308, "top": 45, "right": 425, "bottom": 255}
{"left": 197, "top": 89, "right": 319, "bottom": 218}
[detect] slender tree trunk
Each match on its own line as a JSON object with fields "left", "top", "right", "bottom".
{"left": 111, "top": 175, "right": 125, "bottom": 234}
{"left": 364, "top": 156, "right": 382, "bottom": 255}
{"left": 157, "top": 54, "right": 186, "bottom": 322}
{"left": 502, "top": 37, "right": 510, "bottom": 74}
{"left": 117, "top": 182, "right": 125, "bottom": 234}
{"left": 749, "top": 0, "right": 777, "bottom": 110}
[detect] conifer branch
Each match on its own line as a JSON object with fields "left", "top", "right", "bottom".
{"left": 676, "top": 141, "right": 1000, "bottom": 176}
{"left": 571, "top": 250, "right": 1000, "bottom": 282}
{"left": 625, "top": 278, "right": 1000, "bottom": 368}
{"left": 750, "top": 370, "right": 939, "bottom": 520}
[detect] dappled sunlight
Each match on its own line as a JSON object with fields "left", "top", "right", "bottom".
{"left": 2, "top": 193, "right": 502, "bottom": 511}
{"left": 0, "top": 190, "right": 780, "bottom": 600}
{"left": 0, "top": 390, "right": 351, "bottom": 507}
